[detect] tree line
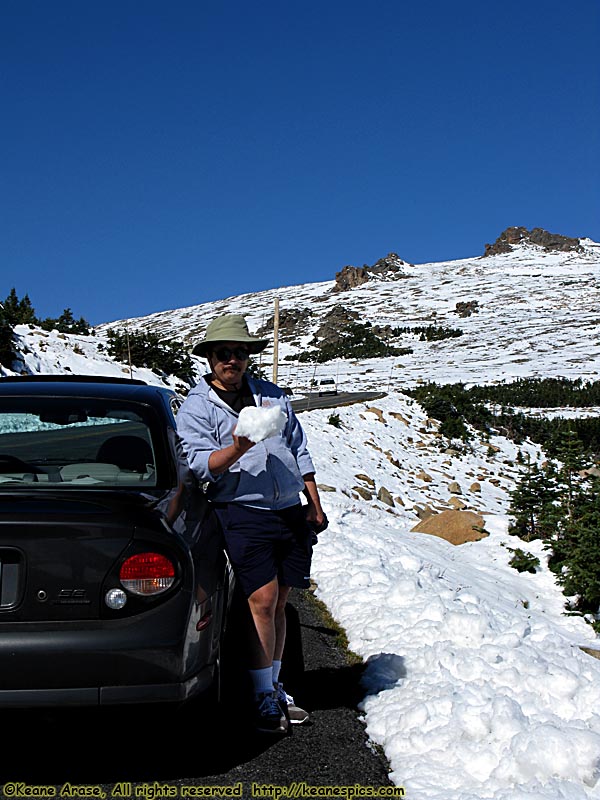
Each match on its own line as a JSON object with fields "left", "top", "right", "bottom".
{"left": 1, "top": 288, "right": 92, "bottom": 367}
{"left": 406, "top": 378, "right": 600, "bottom": 627}
{"left": 509, "top": 432, "right": 600, "bottom": 629}
{"left": 288, "top": 320, "right": 463, "bottom": 364}
{"left": 99, "top": 328, "right": 195, "bottom": 383}
{"left": 405, "top": 379, "right": 600, "bottom": 455}
{"left": 0, "top": 288, "right": 194, "bottom": 382}
{"left": 1, "top": 287, "right": 92, "bottom": 334}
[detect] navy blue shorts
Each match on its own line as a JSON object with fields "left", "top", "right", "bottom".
{"left": 214, "top": 503, "right": 313, "bottom": 598}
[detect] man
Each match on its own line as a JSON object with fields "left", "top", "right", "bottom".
{"left": 177, "top": 313, "right": 326, "bottom": 733}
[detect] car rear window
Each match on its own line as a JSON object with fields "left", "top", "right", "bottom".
{"left": 0, "top": 397, "right": 161, "bottom": 489}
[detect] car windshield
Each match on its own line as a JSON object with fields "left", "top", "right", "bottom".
{"left": 0, "top": 397, "right": 159, "bottom": 489}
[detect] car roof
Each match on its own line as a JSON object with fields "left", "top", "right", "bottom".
{"left": 0, "top": 374, "right": 177, "bottom": 405}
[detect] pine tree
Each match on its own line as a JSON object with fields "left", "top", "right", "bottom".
{"left": 0, "top": 304, "right": 16, "bottom": 367}
{"left": 544, "top": 428, "right": 590, "bottom": 573}
{"left": 557, "top": 477, "right": 600, "bottom": 613}
{"left": 508, "top": 457, "right": 558, "bottom": 541}
{"left": 40, "top": 308, "right": 91, "bottom": 335}
{"left": 551, "top": 426, "right": 588, "bottom": 520}
{"left": 2, "top": 288, "right": 37, "bottom": 326}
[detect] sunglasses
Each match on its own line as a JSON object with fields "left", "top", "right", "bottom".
{"left": 213, "top": 346, "right": 250, "bottom": 362}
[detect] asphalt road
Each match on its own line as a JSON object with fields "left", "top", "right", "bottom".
{"left": 291, "top": 391, "right": 386, "bottom": 413}
{"left": 0, "top": 589, "right": 396, "bottom": 797}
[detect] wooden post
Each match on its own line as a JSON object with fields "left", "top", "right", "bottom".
{"left": 125, "top": 324, "right": 133, "bottom": 379}
{"left": 272, "top": 297, "right": 279, "bottom": 384}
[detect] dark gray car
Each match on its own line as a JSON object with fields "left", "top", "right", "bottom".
{"left": 0, "top": 375, "right": 233, "bottom": 708}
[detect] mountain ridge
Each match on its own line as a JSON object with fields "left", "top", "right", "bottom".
{"left": 4, "top": 228, "right": 599, "bottom": 395}
{"left": 91, "top": 229, "right": 600, "bottom": 394}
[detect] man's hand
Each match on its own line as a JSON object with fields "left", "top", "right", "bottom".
{"left": 232, "top": 433, "right": 255, "bottom": 455}
{"left": 209, "top": 435, "right": 255, "bottom": 475}
{"left": 305, "top": 507, "right": 329, "bottom": 534}
{"left": 302, "top": 472, "right": 327, "bottom": 532}
{"left": 304, "top": 504, "right": 326, "bottom": 530}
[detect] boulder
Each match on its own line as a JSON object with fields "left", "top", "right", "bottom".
{"left": 377, "top": 486, "right": 395, "bottom": 507}
{"left": 581, "top": 467, "right": 600, "bottom": 478}
{"left": 414, "top": 504, "right": 436, "bottom": 521}
{"left": 416, "top": 470, "right": 433, "bottom": 482}
{"left": 411, "top": 510, "right": 487, "bottom": 546}
{"left": 364, "top": 406, "right": 386, "bottom": 423}
{"left": 385, "top": 452, "right": 401, "bottom": 469}
{"left": 448, "top": 496, "right": 468, "bottom": 510}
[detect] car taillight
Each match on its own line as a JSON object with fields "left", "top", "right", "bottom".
{"left": 119, "top": 552, "right": 175, "bottom": 596}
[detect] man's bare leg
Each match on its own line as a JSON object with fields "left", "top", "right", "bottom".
{"left": 246, "top": 578, "right": 289, "bottom": 732}
{"left": 247, "top": 577, "right": 280, "bottom": 668}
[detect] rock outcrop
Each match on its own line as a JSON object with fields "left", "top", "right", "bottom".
{"left": 452, "top": 300, "right": 480, "bottom": 317}
{"left": 332, "top": 252, "right": 412, "bottom": 292}
{"left": 483, "top": 227, "right": 583, "bottom": 257}
{"left": 256, "top": 307, "right": 313, "bottom": 341}
{"left": 310, "top": 304, "right": 360, "bottom": 347}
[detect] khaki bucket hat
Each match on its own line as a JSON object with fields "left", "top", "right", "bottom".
{"left": 192, "top": 314, "right": 269, "bottom": 357}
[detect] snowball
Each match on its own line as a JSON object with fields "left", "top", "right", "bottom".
{"left": 234, "top": 405, "right": 287, "bottom": 443}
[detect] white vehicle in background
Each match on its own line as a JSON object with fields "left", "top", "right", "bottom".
{"left": 318, "top": 378, "right": 338, "bottom": 396}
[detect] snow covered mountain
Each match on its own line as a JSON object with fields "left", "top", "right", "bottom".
{"left": 93, "top": 228, "right": 600, "bottom": 393}
{"left": 7, "top": 227, "right": 600, "bottom": 394}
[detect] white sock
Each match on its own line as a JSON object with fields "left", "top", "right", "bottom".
{"left": 250, "top": 666, "right": 274, "bottom": 698}
{"left": 272, "top": 659, "right": 282, "bottom": 686}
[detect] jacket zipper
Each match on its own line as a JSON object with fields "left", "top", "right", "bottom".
{"left": 266, "top": 452, "right": 281, "bottom": 503}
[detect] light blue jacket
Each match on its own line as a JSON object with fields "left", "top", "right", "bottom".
{"left": 176, "top": 376, "right": 316, "bottom": 510}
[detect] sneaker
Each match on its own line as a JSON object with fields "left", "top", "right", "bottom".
{"left": 274, "top": 682, "right": 309, "bottom": 724}
{"left": 255, "top": 690, "right": 288, "bottom": 734}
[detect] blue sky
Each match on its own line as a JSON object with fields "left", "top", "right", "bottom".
{"left": 2, "top": 0, "right": 599, "bottom": 326}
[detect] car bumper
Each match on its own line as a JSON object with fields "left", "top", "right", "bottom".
{"left": 0, "top": 666, "right": 215, "bottom": 707}
{"left": 0, "top": 592, "right": 222, "bottom": 707}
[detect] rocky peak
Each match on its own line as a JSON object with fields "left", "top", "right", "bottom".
{"left": 371, "top": 252, "right": 411, "bottom": 274}
{"left": 332, "top": 252, "right": 412, "bottom": 292}
{"left": 483, "top": 227, "right": 583, "bottom": 257}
